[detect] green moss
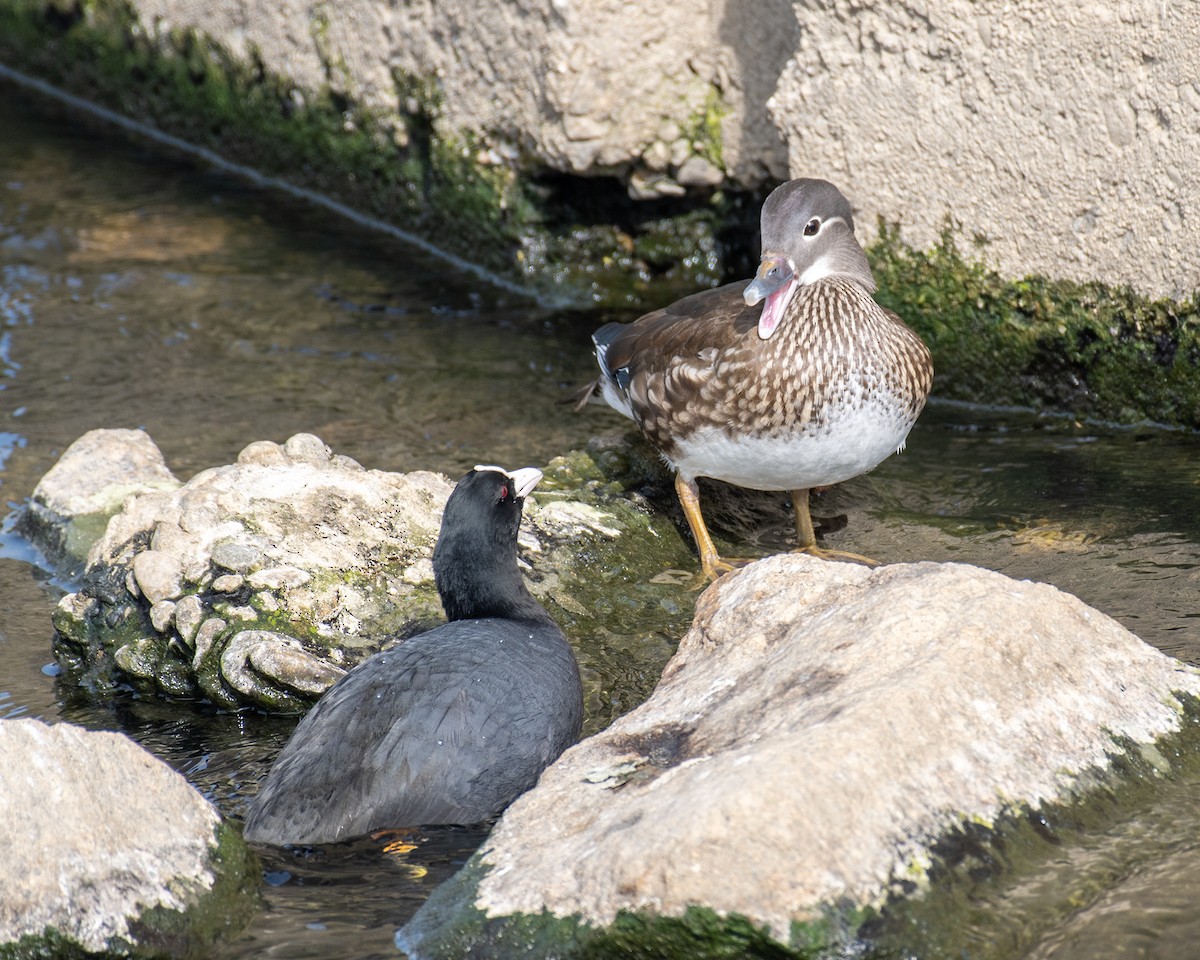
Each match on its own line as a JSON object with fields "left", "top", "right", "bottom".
{"left": 0, "top": 928, "right": 95, "bottom": 960}
{"left": 682, "top": 85, "right": 728, "bottom": 171}
{"left": 585, "top": 908, "right": 816, "bottom": 959}
{"left": 869, "top": 221, "right": 1200, "bottom": 427}
{"left": 399, "top": 852, "right": 832, "bottom": 959}
{"left": 0, "top": 824, "right": 258, "bottom": 959}
{"left": 128, "top": 822, "right": 259, "bottom": 956}
{"left": 528, "top": 441, "right": 703, "bottom": 729}
{"left": 51, "top": 585, "right": 168, "bottom": 696}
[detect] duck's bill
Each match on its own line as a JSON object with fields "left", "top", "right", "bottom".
{"left": 743, "top": 256, "right": 793, "bottom": 306}
{"left": 744, "top": 258, "right": 797, "bottom": 340}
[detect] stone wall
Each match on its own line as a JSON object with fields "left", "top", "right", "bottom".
{"left": 15, "top": 0, "right": 1200, "bottom": 298}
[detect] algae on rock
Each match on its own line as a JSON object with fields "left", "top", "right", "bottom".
{"left": 869, "top": 222, "right": 1200, "bottom": 428}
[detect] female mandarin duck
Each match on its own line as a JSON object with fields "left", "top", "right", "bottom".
{"left": 587, "top": 178, "right": 933, "bottom": 580}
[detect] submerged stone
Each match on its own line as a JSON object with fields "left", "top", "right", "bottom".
{"left": 400, "top": 556, "right": 1200, "bottom": 958}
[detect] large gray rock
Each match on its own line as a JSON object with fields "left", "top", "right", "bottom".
{"left": 400, "top": 556, "right": 1200, "bottom": 957}
{"left": 77, "top": 0, "right": 1200, "bottom": 298}
{"left": 15, "top": 427, "right": 180, "bottom": 572}
{"left": 43, "top": 431, "right": 668, "bottom": 712}
{"left": 0, "top": 718, "right": 256, "bottom": 957}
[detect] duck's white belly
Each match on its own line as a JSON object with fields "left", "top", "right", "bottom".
{"left": 668, "top": 398, "right": 916, "bottom": 491}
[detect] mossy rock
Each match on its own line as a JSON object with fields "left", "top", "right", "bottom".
{"left": 0, "top": 822, "right": 258, "bottom": 959}
{"left": 398, "top": 700, "right": 1200, "bottom": 960}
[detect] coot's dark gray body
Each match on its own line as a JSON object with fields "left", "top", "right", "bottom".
{"left": 242, "top": 466, "right": 583, "bottom": 846}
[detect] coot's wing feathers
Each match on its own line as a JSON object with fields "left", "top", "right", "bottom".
{"left": 367, "top": 620, "right": 581, "bottom": 828}
{"left": 243, "top": 644, "right": 434, "bottom": 844}
{"left": 244, "top": 619, "right": 581, "bottom": 844}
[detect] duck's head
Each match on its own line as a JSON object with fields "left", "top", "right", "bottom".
{"left": 743, "top": 178, "right": 877, "bottom": 340}
{"left": 433, "top": 465, "right": 546, "bottom": 622}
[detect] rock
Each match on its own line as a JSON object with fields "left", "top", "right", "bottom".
{"left": 220, "top": 630, "right": 347, "bottom": 707}
{"left": 173, "top": 593, "right": 205, "bottom": 645}
{"left": 45, "top": 431, "right": 687, "bottom": 713}
{"left": 132, "top": 549, "right": 184, "bottom": 604}
{"left": 149, "top": 599, "right": 176, "bottom": 633}
{"left": 399, "top": 557, "right": 1200, "bottom": 958}
{"left": 0, "top": 718, "right": 256, "bottom": 956}
{"left": 48, "top": 432, "right": 451, "bottom": 711}
{"left": 674, "top": 155, "right": 723, "bottom": 187}
{"left": 192, "top": 617, "right": 226, "bottom": 671}
{"left": 210, "top": 538, "right": 263, "bottom": 574}
{"left": 14, "top": 428, "right": 180, "bottom": 572}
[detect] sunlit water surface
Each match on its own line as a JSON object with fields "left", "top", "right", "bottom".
{"left": 1, "top": 85, "right": 1199, "bottom": 959}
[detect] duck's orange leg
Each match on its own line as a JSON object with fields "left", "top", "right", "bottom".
{"left": 790, "top": 488, "right": 878, "bottom": 566}
{"left": 675, "top": 474, "right": 736, "bottom": 582}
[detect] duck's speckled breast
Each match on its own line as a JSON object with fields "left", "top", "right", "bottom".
{"left": 662, "top": 278, "right": 932, "bottom": 488}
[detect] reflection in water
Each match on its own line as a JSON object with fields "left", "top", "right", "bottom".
{"left": 1, "top": 84, "right": 1199, "bottom": 959}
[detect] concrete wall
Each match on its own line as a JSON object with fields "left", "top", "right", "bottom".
{"left": 771, "top": 0, "right": 1199, "bottom": 299}
{"left": 117, "top": 0, "right": 1200, "bottom": 298}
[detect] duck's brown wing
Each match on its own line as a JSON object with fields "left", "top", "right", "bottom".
{"left": 591, "top": 281, "right": 761, "bottom": 451}
{"left": 599, "top": 281, "right": 757, "bottom": 376}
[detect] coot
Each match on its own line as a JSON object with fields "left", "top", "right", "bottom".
{"left": 582, "top": 178, "right": 933, "bottom": 579}
{"left": 242, "top": 465, "right": 583, "bottom": 845}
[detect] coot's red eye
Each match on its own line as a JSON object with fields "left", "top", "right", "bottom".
{"left": 498, "top": 484, "right": 509, "bottom": 500}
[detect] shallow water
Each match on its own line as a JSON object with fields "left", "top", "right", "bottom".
{"left": 2, "top": 82, "right": 1200, "bottom": 958}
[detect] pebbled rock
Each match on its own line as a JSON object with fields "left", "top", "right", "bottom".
{"left": 42, "top": 431, "right": 687, "bottom": 713}
{"left": 400, "top": 556, "right": 1200, "bottom": 958}
{"left": 0, "top": 718, "right": 256, "bottom": 957}
{"left": 50, "top": 433, "right": 452, "bottom": 711}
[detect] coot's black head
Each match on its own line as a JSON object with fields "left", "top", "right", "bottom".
{"left": 432, "top": 465, "right": 549, "bottom": 624}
